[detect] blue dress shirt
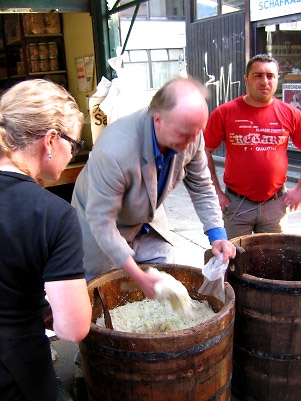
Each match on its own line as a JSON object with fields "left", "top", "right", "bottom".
{"left": 137, "top": 119, "right": 227, "bottom": 243}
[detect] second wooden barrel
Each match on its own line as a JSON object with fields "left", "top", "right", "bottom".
{"left": 80, "top": 263, "right": 235, "bottom": 401}
{"left": 228, "top": 233, "right": 301, "bottom": 401}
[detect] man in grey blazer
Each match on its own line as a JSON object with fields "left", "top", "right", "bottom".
{"left": 72, "top": 76, "right": 236, "bottom": 298}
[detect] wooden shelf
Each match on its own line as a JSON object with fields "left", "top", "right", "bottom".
{"left": 24, "top": 33, "right": 63, "bottom": 38}
{"left": 28, "top": 70, "right": 67, "bottom": 76}
{"left": 0, "top": 13, "right": 67, "bottom": 88}
{"left": 10, "top": 74, "right": 26, "bottom": 79}
{"left": 6, "top": 39, "right": 21, "bottom": 46}
{"left": 41, "top": 162, "right": 85, "bottom": 188}
{"left": 284, "top": 74, "right": 301, "bottom": 82}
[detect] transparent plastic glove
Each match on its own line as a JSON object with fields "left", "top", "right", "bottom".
{"left": 198, "top": 253, "right": 229, "bottom": 303}
{"left": 146, "top": 267, "right": 194, "bottom": 318}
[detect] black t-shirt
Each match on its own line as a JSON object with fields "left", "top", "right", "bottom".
{"left": 0, "top": 171, "right": 85, "bottom": 329}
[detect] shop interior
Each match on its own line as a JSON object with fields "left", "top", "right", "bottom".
{"left": 255, "top": 19, "right": 301, "bottom": 100}
{"left": 0, "top": 11, "right": 97, "bottom": 199}
{"left": 256, "top": 17, "right": 301, "bottom": 165}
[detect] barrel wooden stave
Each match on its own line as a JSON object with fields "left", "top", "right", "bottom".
{"left": 229, "top": 233, "right": 301, "bottom": 401}
{"left": 80, "top": 264, "right": 235, "bottom": 401}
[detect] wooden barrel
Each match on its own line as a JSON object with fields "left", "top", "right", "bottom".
{"left": 228, "top": 233, "right": 301, "bottom": 401}
{"left": 80, "top": 263, "right": 235, "bottom": 401}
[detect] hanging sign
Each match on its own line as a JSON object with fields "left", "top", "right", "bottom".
{"left": 250, "top": 0, "right": 301, "bottom": 22}
{"left": 75, "top": 56, "right": 94, "bottom": 92}
{"left": 283, "top": 83, "right": 301, "bottom": 111}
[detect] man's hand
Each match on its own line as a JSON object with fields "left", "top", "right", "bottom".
{"left": 139, "top": 268, "right": 163, "bottom": 299}
{"left": 284, "top": 185, "right": 301, "bottom": 212}
{"left": 217, "top": 191, "right": 231, "bottom": 212}
{"left": 122, "top": 256, "right": 162, "bottom": 299}
{"left": 211, "top": 240, "right": 236, "bottom": 263}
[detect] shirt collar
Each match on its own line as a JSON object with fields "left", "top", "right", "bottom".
{"left": 151, "top": 118, "right": 177, "bottom": 161}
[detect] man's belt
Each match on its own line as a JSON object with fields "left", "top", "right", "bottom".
{"left": 226, "top": 185, "right": 285, "bottom": 203}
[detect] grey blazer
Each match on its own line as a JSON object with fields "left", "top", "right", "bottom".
{"left": 72, "top": 108, "right": 223, "bottom": 276}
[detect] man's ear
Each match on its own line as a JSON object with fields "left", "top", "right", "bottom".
{"left": 153, "top": 112, "right": 163, "bottom": 129}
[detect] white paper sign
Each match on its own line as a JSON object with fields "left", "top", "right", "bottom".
{"left": 75, "top": 56, "right": 94, "bottom": 92}
{"left": 250, "top": 0, "right": 301, "bottom": 22}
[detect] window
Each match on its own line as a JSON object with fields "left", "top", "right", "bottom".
{"left": 222, "top": 0, "right": 244, "bottom": 14}
{"left": 120, "top": 0, "right": 185, "bottom": 21}
{"left": 195, "top": 0, "right": 244, "bottom": 21}
{"left": 118, "top": 1, "right": 186, "bottom": 91}
{"left": 196, "top": 0, "right": 217, "bottom": 20}
{"left": 123, "top": 48, "right": 186, "bottom": 90}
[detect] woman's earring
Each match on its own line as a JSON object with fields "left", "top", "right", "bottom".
{"left": 48, "top": 154, "right": 52, "bottom": 160}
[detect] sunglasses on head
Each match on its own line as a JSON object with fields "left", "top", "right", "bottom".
{"left": 56, "top": 131, "right": 84, "bottom": 156}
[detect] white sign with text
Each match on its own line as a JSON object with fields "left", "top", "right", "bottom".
{"left": 250, "top": 0, "right": 301, "bottom": 22}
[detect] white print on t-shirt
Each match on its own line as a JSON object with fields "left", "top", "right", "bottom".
{"left": 229, "top": 133, "right": 287, "bottom": 146}
{"left": 255, "top": 147, "right": 277, "bottom": 151}
{"left": 229, "top": 119, "right": 288, "bottom": 150}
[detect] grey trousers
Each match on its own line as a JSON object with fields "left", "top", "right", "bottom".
{"left": 223, "top": 187, "right": 288, "bottom": 240}
{"left": 85, "top": 227, "right": 174, "bottom": 282}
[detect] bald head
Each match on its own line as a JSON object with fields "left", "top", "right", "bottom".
{"left": 170, "top": 79, "right": 209, "bottom": 128}
{"left": 148, "top": 76, "right": 208, "bottom": 119}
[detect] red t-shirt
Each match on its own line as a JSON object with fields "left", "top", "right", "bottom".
{"left": 204, "top": 96, "right": 301, "bottom": 201}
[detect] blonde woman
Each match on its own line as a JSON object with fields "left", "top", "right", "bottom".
{"left": 0, "top": 79, "right": 91, "bottom": 401}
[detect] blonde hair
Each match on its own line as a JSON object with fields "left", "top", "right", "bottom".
{"left": 0, "top": 79, "right": 83, "bottom": 154}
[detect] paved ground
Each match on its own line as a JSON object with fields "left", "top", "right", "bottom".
{"left": 165, "top": 162, "right": 301, "bottom": 269}
{"left": 52, "top": 162, "right": 301, "bottom": 401}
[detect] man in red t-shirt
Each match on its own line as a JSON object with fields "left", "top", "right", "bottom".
{"left": 204, "top": 54, "right": 301, "bottom": 239}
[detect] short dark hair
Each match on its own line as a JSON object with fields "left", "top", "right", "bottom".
{"left": 245, "top": 54, "right": 279, "bottom": 76}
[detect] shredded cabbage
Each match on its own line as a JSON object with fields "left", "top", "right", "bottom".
{"left": 96, "top": 298, "right": 216, "bottom": 334}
